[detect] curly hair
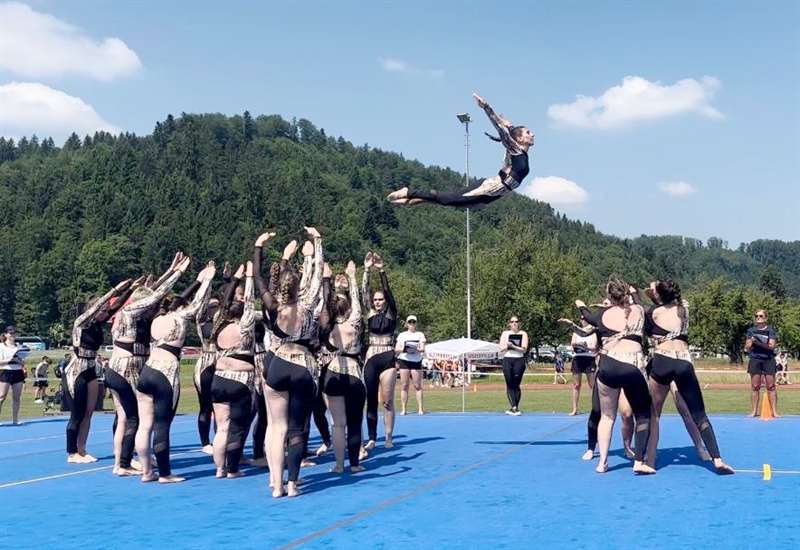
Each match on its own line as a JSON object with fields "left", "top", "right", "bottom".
{"left": 606, "top": 276, "right": 631, "bottom": 320}
{"left": 655, "top": 278, "right": 686, "bottom": 321}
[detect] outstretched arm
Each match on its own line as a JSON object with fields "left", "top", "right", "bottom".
{"left": 473, "top": 93, "right": 523, "bottom": 155}
{"left": 253, "top": 232, "right": 278, "bottom": 312}
{"left": 345, "top": 262, "right": 362, "bottom": 324}
{"left": 74, "top": 280, "right": 130, "bottom": 329}
{"left": 299, "top": 227, "right": 323, "bottom": 308}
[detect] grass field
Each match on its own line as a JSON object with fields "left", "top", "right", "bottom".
{"left": 2, "top": 355, "right": 798, "bottom": 422}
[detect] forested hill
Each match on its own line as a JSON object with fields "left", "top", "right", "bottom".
{"left": 1, "top": 112, "right": 798, "bottom": 348}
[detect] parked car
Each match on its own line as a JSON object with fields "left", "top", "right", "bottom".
{"left": 16, "top": 335, "right": 49, "bottom": 350}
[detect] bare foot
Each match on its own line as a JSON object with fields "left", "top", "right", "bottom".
{"left": 713, "top": 459, "right": 735, "bottom": 475}
{"left": 315, "top": 443, "right": 329, "bottom": 457}
{"left": 747, "top": 411, "right": 757, "bottom": 418}
{"left": 387, "top": 187, "right": 410, "bottom": 203}
{"left": 568, "top": 410, "right": 578, "bottom": 416}
{"left": 67, "top": 453, "right": 91, "bottom": 464}
{"left": 418, "top": 410, "right": 425, "bottom": 416}
{"left": 399, "top": 410, "right": 407, "bottom": 416}
{"left": 581, "top": 449, "right": 595, "bottom": 461}
{"left": 272, "top": 487, "right": 284, "bottom": 498}
{"left": 633, "top": 461, "right": 656, "bottom": 475}
{"left": 596, "top": 462, "right": 609, "bottom": 473}
{"left": 116, "top": 467, "right": 141, "bottom": 477}
{"left": 227, "top": 471, "right": 245, "bottom": 479}
{"left": 141, "top": 472, "right": 158, "bottom": 483}
{"left": 287, "top": 481, "right": 302, "bottom": 497}
{"left": 364, "top": 440, "right": 376, "bottom": 451}
{"left": 773, "top": 412, "right": 781, "bottom": 418}
{"left": 250, "top": 457, "right": 269, "bottom": 467}
{"left": 300, "top": 459, "right": 316, "bottom": 468}
{"left": 81, "top": 453, "right": 99, "bottom": 463}
{"left": 330, "top": 465, "right": 344, "bottom": 474}
{"left": 350, "top": 465, "right": 366, "bottom": 473}
{"left": 215, "top": 468, "right": 227, "bottom": 478}
{"left": 384, "top": 438, "right": 394, "bottom": 449}
{"left": 201, "top": 444, "right": 213, "bottom": 455}
{"left": 158, "top": 475, "right": 186, "bottom": 484}
{"left": 359, "top": 447, "right": 369, "bottom": 461}
{"left": 130, "top": 459, "right": 143, "bottom": 471}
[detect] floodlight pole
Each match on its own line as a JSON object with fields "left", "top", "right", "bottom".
{"left": 457, "top": 113, "right": 472, "bottom": 342}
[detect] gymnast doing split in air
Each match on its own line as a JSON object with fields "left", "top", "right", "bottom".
{"left": 387, "top": 93, "right": 534, "bottom": 208}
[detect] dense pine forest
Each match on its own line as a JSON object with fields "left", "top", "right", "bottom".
{"left": 1, "top": 112, "right": 798, "bottom": 358}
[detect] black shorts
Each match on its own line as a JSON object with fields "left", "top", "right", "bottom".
{"left": 571, "top": 356, "right": 596, "bottom": 375}
{"left": 34, "top": 380, "right": 49, "bottom": 388}
{"left": 397, "top": 359, "right": 422, "bottom": 370}
{"left": 0, "top": 370, "right": 25, "bottom": 384}
{"left": 748, "top": 358, "right": 777, "bottom": 376}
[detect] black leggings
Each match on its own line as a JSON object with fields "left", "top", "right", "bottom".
{"left": 250, "top": 389, "right": 267, "bottom": 460}
{"left": 409, "top": 180, "right": 501, "bottom": 208}
{"left": 650, "top": 354, "right": 721, "bottom": 459}
{"left": 265, "top": 355, "right": 316, "bottom": 482}
{"left": 588, "top": 382, "right": 600, "bottom": 451}
{"left": 195, "top": 365, "right": 216, "bottom": 447}
{"left": 211, "top": 375, "right": 253, "bottom": 473}
{"left": 597, "top": 354, "right": 652, "bottom": 462}
{"left": 66, "top": 369, "right": 97, "bottom": 454}
{"left": 105, "top": 368, "right": 138, "bottom": 468}
{"left": 363, "top": 350, "right": 396, "bottom": 442}
{"left": 137, "top": 366, "right": 178, "bottom": 477}
{"left": 304, "top": 386, "right": 332, "bottom": 457}
{"left": 502, "top": 356, "right": 526, "bottom": 409}
{"left": 323, "top": 370, "right": 367, "bottom": 467}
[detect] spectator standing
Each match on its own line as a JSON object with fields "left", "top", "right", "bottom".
{"left": 0, "top": 327, "right": 26, "bottom": 424}
{"left": 33, "top": 356, "right": 51, "bottom": 403}
{"left": 745, "top": 309, "right": 779, "bottom": 418}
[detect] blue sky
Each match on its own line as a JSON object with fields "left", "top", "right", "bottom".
{"left": 1, "top": 1, "right": 798, "bottom": 247}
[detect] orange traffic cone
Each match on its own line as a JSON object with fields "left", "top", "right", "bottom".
{"left": 472, "top": 383, "right": 478, "bottom": 393}
{"left": 759, "top": 394, "right": 773, "bottom": 421}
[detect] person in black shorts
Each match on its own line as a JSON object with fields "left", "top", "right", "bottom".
{"left": 745, "top": 309, "right": 779, "bottom": 418}
{"left": 569, "top": 322, "right": 597, "bottom": 415}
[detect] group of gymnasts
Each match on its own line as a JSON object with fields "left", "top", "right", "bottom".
{"left": 63, "top": 229, "right": 429, "bottom": 496}
{"left": 59, "top": 92, "right": 732, "bottom": 500}
{"left": 553, "top": 277, "right": 734, "bottom": 475}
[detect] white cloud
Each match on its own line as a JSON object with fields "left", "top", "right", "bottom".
{"left": 0, "top": 1, "right": 141, "bottom": 81}
{"left": 0, "top": 82, "right": 120, "bottom": 142}
{"left": 657, "top": 181, "right": 698, "bottom": 197}
{"left": 519, "top": 176, "right": 589, "bottom": 208}
{"left": 378, "top": 57, "right": 444, "bottom": 78}
{"left": 547, "top": 76, "right": 723, "bottom": 129}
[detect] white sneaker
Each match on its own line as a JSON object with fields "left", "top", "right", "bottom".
{"left": 505, "top": 409, "right": 515, "bottom": 416}
{"left": 513, "top": 409, "right": 522, "bottom": 416}
{"left": 34, "top": 399, "right": 43, "bottom": 404}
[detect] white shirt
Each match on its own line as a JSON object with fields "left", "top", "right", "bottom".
{"left": 504, "top": 331, "right": 525, "bottom": 358}
{"left": 0, "top": 343, "right": 24, "bottom": 371}
{"left": 571, "top": 333, "right": 597, "bottom": 358}
{"left": 396, "top": 330, "right": 426, "bottom": 362}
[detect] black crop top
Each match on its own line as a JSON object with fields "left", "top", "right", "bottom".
{"left": 580, "top": 306, "right": 644, "bottom": 345}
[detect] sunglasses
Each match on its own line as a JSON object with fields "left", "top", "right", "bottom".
{"left": 755, "top": 314, "right": 765, "bottom": 318}
{"left": 408, "top": 320, "right": 417, "bottom": 324}
{"left": 509, "top": 320, "right": 519, "bottom": 324}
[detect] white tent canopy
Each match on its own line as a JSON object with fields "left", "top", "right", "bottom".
{"left": 424, "top": 337, "right": 501, "bottom": 362}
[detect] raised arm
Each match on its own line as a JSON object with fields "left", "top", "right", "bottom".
{"left": 299, "top": 227, "right": 323, "bottom": 309}
{"left": 127, "top": 267, "right": 185, "bottom": 318}
{"left": 318, "top": 263, "right": 333, "bottom": 333}
{"left": 253, "top": 232, "right": 278, "bottom": 312}
{"left": 345, "top": 262, "right": 362, "bottom": 324}
{"left": 177, "top": 263, "right": 216, "bottom": 320}
{"left": 299, "top": 241, "right": 314, "bottom": 293}
{"left": 74, "top": 280, "right": 130, "bottom": 329}
{"left": 473, "top": 93, "right": 523, "bottom": 155}
{"left": 151, "top": 252, "right": 185, "bottom": 290}
{"left": 361, "top": 253, "right": 373, "bottom": 314}
{"left": 237, "top": 263, "right": 256, "bottom": 333}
